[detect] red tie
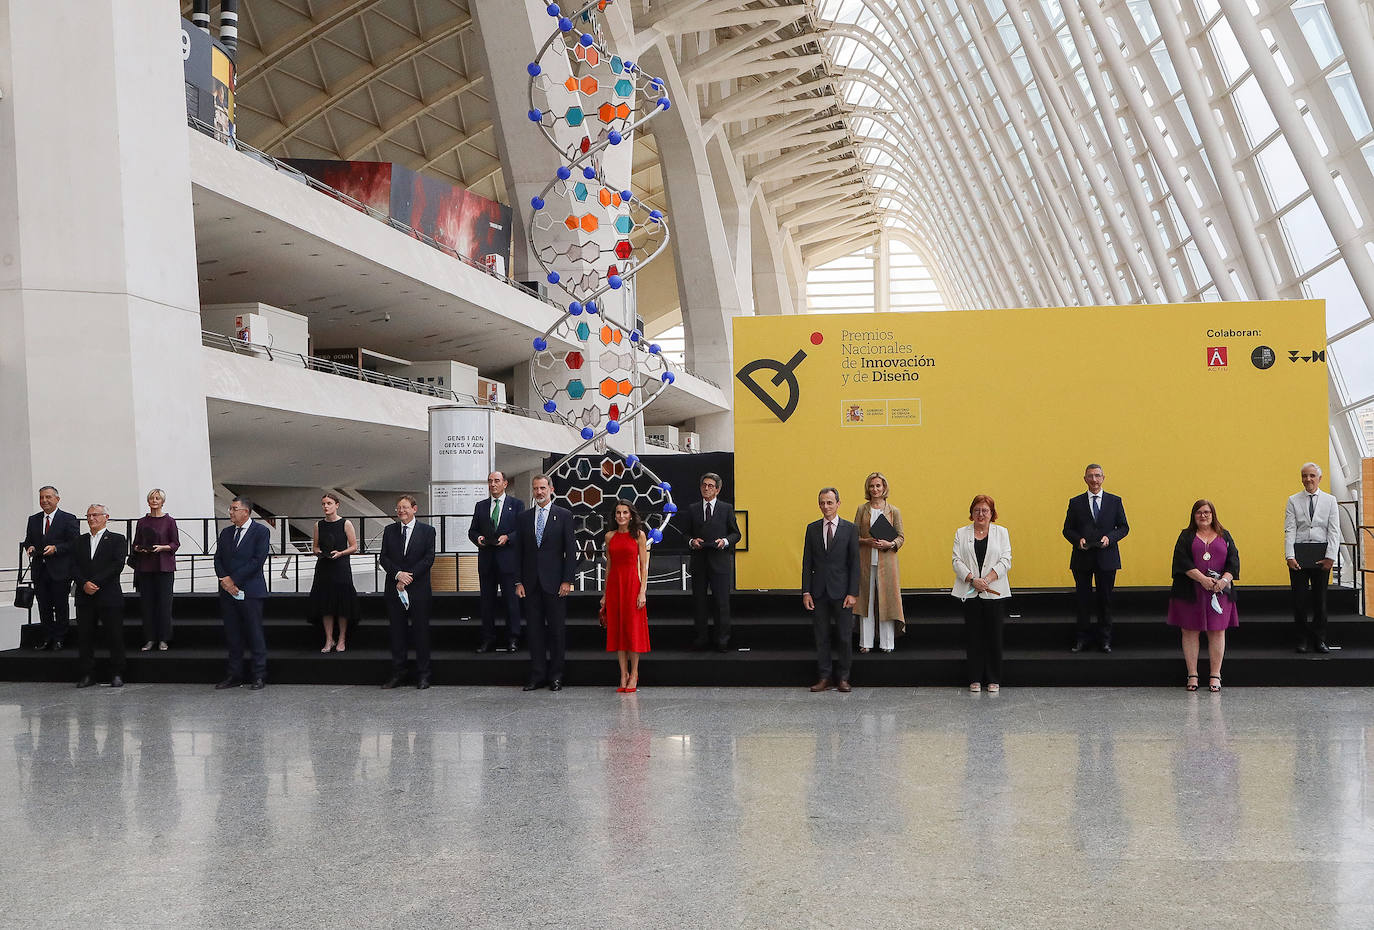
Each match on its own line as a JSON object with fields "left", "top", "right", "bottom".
{"left": 825, "top": 521, "right": 833, "bottom": 549}
{"left": 44, "top": 515, "right": 50, "bottom": 536}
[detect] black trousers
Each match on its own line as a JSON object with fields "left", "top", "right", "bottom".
{"left": 692, "top": 566, "right": 732, "bottom": 645}
{"left": 963, "top": 597, "right": 1006, "bottom": 685}
{"left": 524, "top": 586, "right": 567, "bottom": 682}
{"left": 1289, "top": 564, "right": 1330, "bottom": 642}
{"left": 137, "top": 572, "right": 175, "bottom": 643}
{"left": 812, "top": 596, "right": 854, "bottom": 681}
{"left": 76, "top": 594, "right": 125, "bottom": 676}
{"left": 1073, "top": 568, "right": 1116, "bottom": 641}
{"left": 386, "top": 590, "right": 431, "bottom": 676}
{"left": 34, "top": 570, "right": 71, "bottom": 643}
{"left": 220, "top": 593, "right": 267, "bottom": 681}
{"left": 478, "top": 567, "right": 522, "bottom": 643}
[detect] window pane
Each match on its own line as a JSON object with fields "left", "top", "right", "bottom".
{"left": 1280, "top": 196, "right": 1338, "bottom": 274}
{"left": 1254, "top": 136, "right": 1307, "bottom": 209}
{"left": 1327, "top": 66, "right": 1373, "bottom": 139}
{"left": 1292, "top": 0, "right": 1342, "bottom": 70}
{"left": 1302, "top": 259, "right": 1371, "bottom": 335}
{"left": 1330, "top": 323, "right": 1374, "bottom": 402}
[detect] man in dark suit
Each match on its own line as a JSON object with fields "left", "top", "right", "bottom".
{"left": 379, "top": 494, "right": 437, "bottom": 689}
{"left": 1062, "top": 463, "right": 1130, "bottom": 653}
{"left": 213, "top": 496, "right": 271, "bottom": 690}
{"left": 802, "top": 487, "right": 860, "bottom": 692}
{"left": 468, "top": 470, "right": 524, "bottom": 653}
{"left": 22, "top": 485, "right": 81, "bottom": 650}
{"left": 71, "top": 504, "right": 129, "bottom": 688}
{"left": 515, "top": 474, "right": 576, "bottom": 692}
{"left": 682, "top": 472, "right": 742, "bottom": 652}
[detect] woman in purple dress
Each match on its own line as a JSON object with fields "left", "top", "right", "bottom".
{"left": 1166, "top": 499, "right": 1239, "bottom": 692}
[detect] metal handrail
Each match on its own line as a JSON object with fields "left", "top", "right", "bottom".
{"left": 201, "top": 330, "right": 571, "bottom": 426}
{"left": 187, "top": 114, "right": 721, "bottom": 390}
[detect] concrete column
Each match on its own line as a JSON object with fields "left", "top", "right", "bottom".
{"left": 0, "top": 0, "right": 215, "bottom": 612}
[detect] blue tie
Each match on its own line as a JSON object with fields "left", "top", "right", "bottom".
{"left": 1091, "top": 496, "right": 1100, "bottom": 520}
{"left": 536, "top": 506, "right": 547, "bottom": 546}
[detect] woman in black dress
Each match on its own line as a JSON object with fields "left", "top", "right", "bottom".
{"left": 309, "top": 493, "right": 359, "bottom": 652}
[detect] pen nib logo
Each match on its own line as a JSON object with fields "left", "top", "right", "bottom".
{"left": 736, "top": 349, "right": 807, "bottom": 422}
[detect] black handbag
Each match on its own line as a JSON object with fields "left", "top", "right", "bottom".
{"left": 13, "top": 561, "right": 34, "bottom": 610}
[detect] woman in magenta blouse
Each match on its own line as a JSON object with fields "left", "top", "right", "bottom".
{"left": 131, "top": 488, "right": 180, "bottom": 651}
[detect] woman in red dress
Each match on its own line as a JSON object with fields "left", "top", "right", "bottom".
{"left": 601, "top": 501, "right": 651, "bottom": 692}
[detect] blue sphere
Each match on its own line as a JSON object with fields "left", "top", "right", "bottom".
{"left": 620, "top": 190, "right": 633, "bottom": 202}
{"left": 649, "top": 343, "right": 661, "bottom": 354}
{"left": 581, "top": 427, "right": 595, "bottom": 440}
{"left": 661, "top": 371, "right": 674, "bottom": 384}
{"left": 546, "top": 3, "right": 560, "bottom": 15}
{"left": 530, "top": 195, "right": 545, "bottom": 209}
{"left": 583, "top": 166, "right": 597, "bottom": 180}
{"left": 546, "top": 271, "right": 560, "bottom": 285}
{"left": 649, "top": 528, "right": 663, "bottom": 543}
{"left": 649, "top": 209, "right": 663, "bottom": 220}
{"left": 624, "top": 60, "right": 635, "bottom": 71}
{"left": 607, "top": 130, "right": 622, "bottom": 145}
{"left": 558, "top": 16, "right": 573, "bottom": 31}
{"left": 568, "top": 300, "right": 582, "bottom": 314}
{"left": 660, "top": 482, "right": 671, "bottom": 492}
{"left": 625, "top": 454, "right": 639, "bottom": 468}
{"left": 556, "top": 165, "right": 571, "bottom": 180}
{"left": 543, "top": 400, "right": 558, "bottom": 413}
{"left": 527, "top": 62, "right": 542, "bottom": 76}
{"left": 606, "top": 420, "right": 621, "bottom": 435}
{"left": 578, "top": 33, "right": 594, "bottom": 47}
{"left": 608, "top": 274, "right": 622, "bottom": 290}
{"left": 657, "top": 97, "right": 671, "bottom": 110}
{"left": 663, "top": 503, "right": 678, "bottom": 515}
{"left": 527, "top": 109, "right": 542, "bottom": 122}
{"left": 650, "top": 78, "right": 663, "bottom": 89}
{"left": 585, "top": 299, "right": 597, "bottom": 314}
{"left": 533, "top": 337, "right": 547, "bottom": 351}
{"left": 630, "top": 330, "right": 641, "bottom": 342}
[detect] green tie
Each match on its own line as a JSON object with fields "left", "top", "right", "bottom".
{"left": 491, "top": 499, "right": 500, "bottom": 526}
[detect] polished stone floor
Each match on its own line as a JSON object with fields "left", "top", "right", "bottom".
{"left": 2, "top": 682, "right": 1372, "bottom": 929}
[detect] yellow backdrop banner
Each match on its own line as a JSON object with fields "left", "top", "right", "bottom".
{"left": 732, "top": 301, "right": 1329, "bottom": 590}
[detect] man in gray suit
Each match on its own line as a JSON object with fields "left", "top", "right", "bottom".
{"left": 802, "top": 487, "right": 860, "bottom": 693}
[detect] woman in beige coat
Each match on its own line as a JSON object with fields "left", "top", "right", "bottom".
{"left": 855, "top": 472, "right": 905, "bottom": 653}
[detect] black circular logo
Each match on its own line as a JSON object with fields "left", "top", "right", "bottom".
{"left": 1251, "top": 345, "right": 1276, "bottom": 370}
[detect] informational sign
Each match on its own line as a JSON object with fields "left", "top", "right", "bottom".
{"left": 733, "top": 300, "right": 1329, "bottom": 589}
{"left": 429, "top": 405, "right": 494, "bottom": 553}
{"left": 181, "top": 18, "right": 235, "bottom": 140}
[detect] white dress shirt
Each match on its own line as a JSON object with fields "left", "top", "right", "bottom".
{"left": 89, "top": 528, "right": 106, "bottom": 558}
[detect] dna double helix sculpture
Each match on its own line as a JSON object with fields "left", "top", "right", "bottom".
{"left": 524, "top": 0, "right": 679, "bottom": 546}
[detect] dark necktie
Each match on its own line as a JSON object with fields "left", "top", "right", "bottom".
{"left": 234, "top": 526, "right": 244, "bottom": 549}
{"left": 1309, "top": 495, "right": 1316, "bottom": 520}
{"left": 706, "top": 502, "right": 713, "bottom": 522}
{"left": 43, "top": 514, "right": 50, "bottom": 536}
{"left": 825, "top": 521, "right": 834, "bottom": 550}
{"left": 1091, "top": 496, "right": 1100, "bottom": 520}
{"left": 402, "top": 523, "right": 410, "bottom": 554}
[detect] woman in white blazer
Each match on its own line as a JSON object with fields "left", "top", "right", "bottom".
{"left": 951, "top": 494, "right": 1012, "bottom": 692}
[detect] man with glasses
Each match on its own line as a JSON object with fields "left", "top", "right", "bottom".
{"left": 214, "top": 497, "right": 271, "bottom": 690}
{"left": 1063, "top": 463, "right": 1130, "bottom": 653}
{"left": 71, "top": 504, "right": 128, "bottom": 688}
{"left": 683, "top": 472, "right": 742, "bottom": 652}
{"left": 380, "top": 494, "right": 437, "bottom": 689}
{"left": 1284, "top": 462, "right": 1341, "bottom": 653}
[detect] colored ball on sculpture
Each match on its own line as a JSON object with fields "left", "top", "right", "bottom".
{"left": 606, "top": 420, "right": 620, "bottom": 435}
{"left": 661, "top": 372, "right": 674, "bottom": 383}
{"left": 533, "top": 337, "right": 547, "bottom": 351}
{"left": 568, "top": 301, "right": 582, "bottom": 314}
{"left": 608, "top": 275, "right": 622, "bottom": 289}
{"left": 557, "top": 166, "right": 571, "bottom": 180}
{"left": 544, "top": 400, "right": 558, "bottom": 413}
{"left": 649, "top": 344, "right": 661, "bottom": 354}
{"left": 649, "top": 528, "right": 662, "bottom": 543}
{"left": 527, "top": 63, "right": 542, "bottom": 76}
{"left": 527, "top": 109, "right": 542, "bottom": 122}
{"left": 583, "top": 166, "right": 597, "bottom": 180}
{"left": 660, "top": 482, "right": 671, "bottom": 492}
{"left": 546, "top": 3, "right": 560, "bottom": 15}
{"left": 621, "top": 190, "right": 633, "bottom": 202}
{"left": 581, "top": 427, "right": 594, "bottom": 440}
{"left": 657, "top": 97, "right": 671, "bottom": 110}
{"left": 558, "top": 17, "right": 573, "bottom": 31}
{"left": 663, "top": 503, "right": 677, "bottom": 514}
{"left": 625, "top": 454, "right": 639, "bottom": 468}
{"left": 607, "top": 131, "right": 622, "bottom": 145}
{"left": 530, "top": 196, "right": 545, "bottom": 209}
{"left": 649, "top": 209, "right": 662, "bottom": 220}
{"left": 585, "top": 299, "right": 597, "bottom": 314}
{"left": 547, "top": 271, "right": 560, "bottom": 284}
{"left": 579, "top": 33, "right": 594, "bottom": 47}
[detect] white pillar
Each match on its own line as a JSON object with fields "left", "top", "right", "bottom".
{"left": 0, "top": 0, "right": 215, "bottom": 578}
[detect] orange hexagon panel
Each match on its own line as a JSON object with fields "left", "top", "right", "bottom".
{"left": 598, "top": 189, "right": 623, "bottom": 208}
{"left": 564, "top": 77, "right": 578, "bottom": 92}
{"left": 617, "top": 379, "right": 633, "bottom": 396}
{"left": 579, "top": 214, "right": 599, "bottom": 232}
{"left": 564, "top": 215, "right": 579, "bottom": 230}
{"left": 580, "top": 76, "right": 599, "bottom": 95}
{"left": 599, "top": 325, "right": 613, "bottom": 345}
{"left": 598, "top": 378, "right": 619, "bottom": 399}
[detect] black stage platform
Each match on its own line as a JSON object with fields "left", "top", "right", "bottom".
{"left": 1, "top": 587, "right": 1366, "bottom": 688}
